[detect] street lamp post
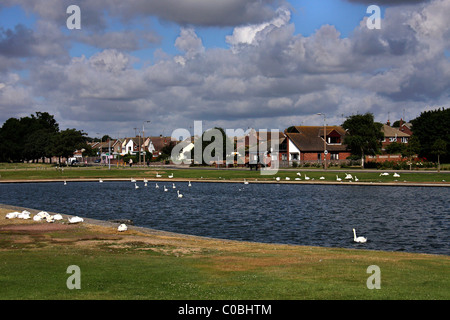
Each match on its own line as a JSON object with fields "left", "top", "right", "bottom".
{"left": 142, "top": 121, "right": 151, "bottom": 165}
{"left": 317, "top": 113, "right": 327, "bottom": 170}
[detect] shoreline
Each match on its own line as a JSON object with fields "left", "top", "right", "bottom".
{"left": 1, "top": 177, "right": 450, "bottom": 187}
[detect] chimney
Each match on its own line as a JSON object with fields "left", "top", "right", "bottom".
{"left": 399, "top": 118, "right": 404, "bottom": 127}
{"left": 387, "top": 119, "right": 390, "bottom": 126}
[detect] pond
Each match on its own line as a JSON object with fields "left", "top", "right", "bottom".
{"left": 1, "top": 181, "right": 449, "bottom": 255}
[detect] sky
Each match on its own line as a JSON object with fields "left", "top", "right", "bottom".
{"left": 0, "top": 0, "right": 449, "bottom": 139}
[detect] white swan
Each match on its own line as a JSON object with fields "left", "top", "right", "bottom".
{"left": 53, "top": 214, "right": 63, "bottom": 221}
{"left": 304, "top": 175, "right": 310, "bottom": 180}
{"left": 156, "top": 172, "right": 162, "bottom": 178}
{"left": 99, "top": 178, "right": 103, "bottom": 183}
{"left": 353, "top": 228, "right": 367, "bottom": 243}
{"left": 380, "top": 172, "right": 389, "bottom": 176}
{"left": 319, "top": 176, "right": 325, "bottom": 180}
{"left": 285, "top": 177, "right": 290, "bottom": 180}
{"left": 173, "top": 183, "right": 176, "bottom": 189}
{"left": 155, "top": 183, "right": 159, "bottom": 189}
{"left": 244, "top": 179, "right": 249, "bottom": 184}
{"left": 18, "top": 210, "right": 31, "bottom": 219}
{"left": 164, "top": 186, "right": 168, "bottom": 192}
{"left": 118, "top": 224, "right": 128, "bottom": 232}
{"left": 275, "top": 177, "right": 280, "bottom": 181}
{"left": 68, "top": 216, "right": 84, "bottom": 224}
{"left": 135, "top": 183, "right": 139, "bottom": 189}
{"left": 345, "top": 173, "right": 353, "bottom": 180}
{"left": 177, "top": 190, "right": 183, "bottom": 198}
{"left": 131, "top": 178, "right": 136, "bottom": 182}
{"left": 336, "top": 175, "right": 342, "bottom": 181}
{"left": 168, "top": 173, "right": 173, "bottom": 178}
{"left": 64, "top": 181, "right": 67, "bottom": 185}
{"left": 144, "top": 182, "right": 147, "bottom": 187}
{"left": 295, "top": 177, "right": 301, "bottom": 180}
{"left": 46, "top": 215, "right": 55, "bottom": 223}
{"left": 354, "top": 176, "right": 359, "bottom": 182}
{"left": 188, "top": 181, "right": 192, "bottom": 187}
{"left": 393, "top": 173, "right": 400, "bottom": 177}
{"left": 296, "top": 172, "right": 301, "bottom": 176}
{"left": 6, "top": 211, "right": 20, "bottom": 219}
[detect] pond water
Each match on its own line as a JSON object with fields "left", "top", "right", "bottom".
{"left": 1, "top": 181, "right": 449, "bottom": 255}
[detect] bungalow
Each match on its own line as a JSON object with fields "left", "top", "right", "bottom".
{"left": 284, "top": 126, "right": 351, "bottom": 165}
{"left": 147, "top": 136, "right": 176, "bottom": 158}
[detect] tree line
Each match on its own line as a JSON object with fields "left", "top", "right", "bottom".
{"left": 0, "top": 112, "right": 89, "bottom": 163}
{"left": 342, "top": 108, "right": 449, "bottom": 166}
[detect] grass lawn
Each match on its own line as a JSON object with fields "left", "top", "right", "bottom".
{"left": 0, "top": 164, "right": 449, "bottom": 185}
{"left": 0, "top": 207, "right": 448, "bottom": 300}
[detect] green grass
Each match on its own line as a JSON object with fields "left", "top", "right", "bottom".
{"left": 0, "top": 220, "right": 448, "bottom": 300}
{"left": 0, "top": 165, "right": 449, "bottom": 184}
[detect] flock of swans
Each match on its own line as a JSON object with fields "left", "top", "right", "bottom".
{"left": 6, "top": 209, "right": 83, "bottom": 224}
{"left": 273, "top": 171, "right": 405, "bottom": 183}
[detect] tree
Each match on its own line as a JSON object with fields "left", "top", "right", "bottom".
{"left": 411, "top": 108, "right": 450, "bottom": 163}
{"left": 432, "top": 139, "right": 447, "bottom": 172}
{"left": 342, "top": 113, "right": 384, "bottom": 168}
{"left": 53, "top": 129, "right": 87, "bottom": 163}
{"left": 192, "top": 127, "right": 233, "bottom": 165}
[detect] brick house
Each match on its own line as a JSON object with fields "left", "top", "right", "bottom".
{"left": 285, "top": 126, "right": 351, "bottom": 165}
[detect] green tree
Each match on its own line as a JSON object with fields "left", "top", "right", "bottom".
{"left": 432, "top": 139, "right": 447, "bottom": 172}
{"left": 411, "top": 108, "right": 450, "bottom": 162}
{"left": 192, "top": 127, "right": 233, "bottom": 165}
{"left": 342, "top": 113, "right": 384, "bottom": 168}
{"left": 53, "top": 129, "right": 87, "bottom": 163}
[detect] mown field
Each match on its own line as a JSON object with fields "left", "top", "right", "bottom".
{"left": 0, "top": 163, "right": 449, "bottom": 185}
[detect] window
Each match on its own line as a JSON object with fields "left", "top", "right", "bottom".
{"left": 290, "top": 153, "right": 299, "bottom": 160}
{"left": 401, "top": 137, "right": 408, "bottom": 143}
{"left": 389, "top": 137, "right": 396, "bottom": 142}
{"left": 330, "top": 153, "right": 339, "bottom": 160}
{"left": 281, "top": 154, "right": 287, "bottom": 161}
{"left": 317, "top": 153, "right": 321, "bottom": 160}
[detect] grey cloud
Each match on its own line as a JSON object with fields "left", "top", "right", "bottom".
{"left": 346, "top": 0, "right": 431, "bottom": 5}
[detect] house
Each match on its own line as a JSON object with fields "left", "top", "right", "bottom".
{"left": 121, "top": 137, "right": 150, "bottom": 156}
{"left": 147, "top": 136, "right": 176, "bottom": 158}
{"left": 284, "top": 126, "right": 351, "bottom": 165}
{"left": 236, "top": 129, "right": 287, "bottom": 168}
{"left": 171, "top": 139, "right": 194, "bottom": 163}
{"left": 380, "top": 123, "right": 410, "bottom": 150}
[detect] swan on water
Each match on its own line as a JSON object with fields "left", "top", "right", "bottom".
{"left": 244, "top": 179, "right": 249, "bottom": 184}
{"left": 64, "top": 181, "right": 67, "bottom": 185}
{"left": 353, "top": 228, "right": 367, "bottom": 243}
{"left": 177, "top": 190, "right": 183, "bottom": 198}
{"left": 99, "top": 178, "right": 103, "bottom": 183}
{"left": 188, "top": 181, "right": 192, "bottom": 187}
{"left": 68, "top": 216, "right": 84, "bottom": 224}
{"left": 155, "top": 183, "right": 159, "bottom": 189}
{"left": 135, "top": 183, "right": 139, "bottom": 189}
{"left": 164, "top": 186, "right": 168, "bottom": 192}
{"left": 131, "top": 178, "right": 136, "bottom": 182}
{"left": 173, "top": 183, "right": 176, "bottom": 189}
{"left": 118, "top": 224, "right": 128, "bottom": 232}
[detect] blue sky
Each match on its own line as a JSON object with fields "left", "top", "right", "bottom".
{"left": 0, "top": 0, "right": 447, "bottom": 138}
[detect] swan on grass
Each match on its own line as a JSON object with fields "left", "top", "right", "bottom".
{"left": 336, "top": 175, "right": 342, "bottom": 182}
{"left": 304, "top": 175, "right": 310, "bottom": 180}
{"left": 393, "top": 173, "right": 400, "bottom": 177}
{"left": 156, "top": 172, "right": 162, "bottom": 178}
{"left": 131, "top": 178, "right": 136, "bottom": 183}
{"left": 68, "top": 216, "right": 84, "bottom": 224}
{"left": 118, "top": 224, "right": 128, "bottom": 232}
{"left": 345, "top": 173, "right": 353, "bottom": 180}
{"left": 354, "top": 176, "right": 359, "bottom": 182}
{"left": 353, "top": 228, "right": 367, "bottom": 243}
{"left": 168, "top": 173, "right": 173, "bottom": 178}
{"left": 319, "top": 176, "right": 325, "bottom": 180}
{"left": 6, "top": 211, "right": 20, "bottom": 219}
